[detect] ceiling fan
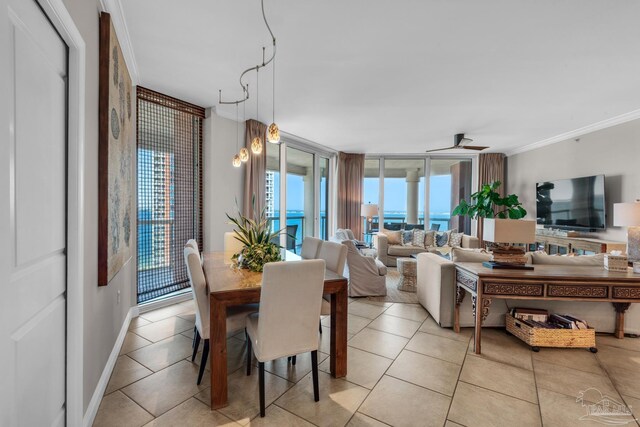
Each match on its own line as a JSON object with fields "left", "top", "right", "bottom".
{"left": 426, "top": 133, "right": 489, "bottom": 153}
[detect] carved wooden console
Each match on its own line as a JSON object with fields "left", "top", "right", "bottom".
{"left": 453, "top": 262, "right": 640, "bottom": 354}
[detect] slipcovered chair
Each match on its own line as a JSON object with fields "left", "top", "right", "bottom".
{"left": 224, "top": 231, "right": 244, "bottom": 263}
{"left": 343, "top": 240, "right": 387, "bottom": 297}
{"left": 185, "top": 239, "right": 202, "bottom": 265}
{"left": 246, "top": 260, "right": 326, "bottom": 417}
{"left": 301, "top": 236, "right": 323, "bottom": 259}
{"left": 317, "top": 241, "right": 348, "bottom": 320}
{"left": 183, "top": 246, "right": 257, "bottom": 385}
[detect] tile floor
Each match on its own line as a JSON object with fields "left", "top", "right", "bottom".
{"left": 94, "top": 298, "right": 640, "bottom": 427}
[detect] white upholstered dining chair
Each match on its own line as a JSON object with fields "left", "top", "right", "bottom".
{"left": 301, "top": 236, "right": 323, "bottom": 259}
{"left": 317, "top": 240, "right": 347, "bottom": 325}
{"left": 245, "top": 259, "right": 326, "bottom": 417}
{"left": 183, "top": 246, "right": 257, "bottom": 385}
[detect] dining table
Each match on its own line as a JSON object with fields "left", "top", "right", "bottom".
{"left": 203, "top": 250, "right": 349, "bottom": 409}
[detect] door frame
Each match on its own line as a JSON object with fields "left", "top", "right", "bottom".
{"left": 34, "top": 0, "right": 85, "bottom": 425}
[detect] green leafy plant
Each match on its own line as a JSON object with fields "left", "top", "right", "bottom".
{"left": 226, "top": 198, "right": 282, "bottom": 272}
{"left": 452, "top": 181, "right": 527, "bottom": 219}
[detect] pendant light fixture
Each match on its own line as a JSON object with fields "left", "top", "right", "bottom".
{"left": 232, "top": 103, "right": 241, "bottom": 167}
{"left": 267, "top": 54, "right": 280, "bottom": 144}
{"left": 239, "top": 101, "right": 249, "bottom": 161}
{"left": 251, "top": 68, "right": 263, "bottom": 154}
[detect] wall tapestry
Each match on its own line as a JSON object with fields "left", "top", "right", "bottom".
{"left": 98, "top": 12, "right": 133, "bottom": 286}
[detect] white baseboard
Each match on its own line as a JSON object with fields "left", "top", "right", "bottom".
{"left": 137, "top": 292, "right": 192, "bottom": 314}
{"left": 83, "top": 307, "right": 135, "bottom": 427}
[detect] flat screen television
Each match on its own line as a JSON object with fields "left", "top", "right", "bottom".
{"left": 536, "top": 175, "right": 606, "bottom": 231}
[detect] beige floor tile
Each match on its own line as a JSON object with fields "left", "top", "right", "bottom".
{"left": 348, "top": 301, "right": 389, "bottom": 319}
{"left": 622, "top": 394, "right": 640, "bottom": 423}
{"left": 133, "top": 316, "right": 194, "bottom": 343}
{"left": 94, "top": 391, "right": 153, "bottom": 427}
{"left": 246, "top": 405, "right": 314, "bottom": 426}
{"left": 106, "top": 355, "right": 153, "bottom": 394}
{"left": 276, "top": 372, "right": 369, "bottom": 427}
{"left": 140, "top": 303, "right": 193, "bottom": 322}
{"left": 406, "top": 332, "right": 468, "bottom": 365}
{"left": 383, "top": 303, "right": 428, "bottom": 322}
{"left": 319, "top": 347, "right": 392, "bottom": 389}
{"left": 145, "top": 397, "right": 239, "bottom": 426}
{"left": 122, "top": 360, "right": 209, "bottom": 417}
{"left": 532, "top": 347, "right": 604, "bottom": 375}
{"left": 359, "top": 375, "right": 450, "bottom": 427}
{"left": 596, "top": 344, "right": 640, "bottom": 372}
{"left": 418, "top": 317, "right": 473, "bottom": 343}
{"left": 129, "top": 316, "right": 151, "bottom": 330}
{"left": 444, "top": 421, "right": 464, "bottom": 427}
{"left": 177, "top": 312, "right": 196, "bottom": 323}
{"left": 195, "top": 367, "right": 293, "bottom": 425}
{"left": 534, "top": 360, "right": 620, "bottom": 402}
{"left": 596, "top": 334, "right": 640, "bottom": 353}
{"left": 448, "top": 381, "right": 541, "bottom": 427}
{"left": 387, "top": 350, "right": 461, "bottom": 396}
{"left": 322, "top": 314, "right": 372, "bottom": 335}
{"left": 358, "top": 299, "right": 394, "bottom": 308}
{"left": 318, "top": 327, "right": 332, "bottom": 354}
{"left": 120, "top": 332, "right": 152, "bottom": 355}
{"left": 367, "top": 314, "right": 421, "bottom": 339}
{"left": 263, "top": 351, "right": 329, "bottom": 383}
{"left": 190, "top": 338, "right": 254, "bottom": 376}
{"left": 468, "top": 328, "right": 533, "bottom": 370}
{"left": 348, "top": 328, "right": 409, "bottom": 359}
{"left": 460, "top": 355, "right": 537, "bottom": 403}
{"left": 605, "top": 365, "right": 640, "bottom": 400}
{"left": 347, "top": 412, "right": 390, "bottom": 426}
{"left": 181, "top": 328, "right": 196, "bottom": 340}
{"left": 538, "top": 387, "right": 634, "bottom": 427}
{"left": 128, "top": 334, "right": 194, "bottom": 372}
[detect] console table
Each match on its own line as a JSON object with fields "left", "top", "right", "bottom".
{"left": 453, "top": 262, "right": 640, "bottom": 354}
{"left": 534, "top": 234, "right": 625, "bottom": 255}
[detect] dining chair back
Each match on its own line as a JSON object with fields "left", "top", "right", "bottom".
{"left": 301, "top": 236, "right": 323, "bottom": 259}
{"left": 286, "top": 224, "right": 298, "bottom": 253}
{"left": 185, "top": 239, "right": 199, "bottom": 252}
{"left": 317, "top": 240, "right": 347, "bottom": 275}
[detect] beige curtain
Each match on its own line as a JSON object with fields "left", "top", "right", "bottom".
{"left": 477, "top": 153, "right": 505, "bottom": 241}
{"left": 243, "top": 119, "right": 267, "bottom": 219}
{"left": 337, "top": 152, "right": 365, "bottom": 239}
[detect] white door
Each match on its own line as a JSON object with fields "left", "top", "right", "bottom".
{"left": 0, "top": 0, "right": 68, "bottom": 425}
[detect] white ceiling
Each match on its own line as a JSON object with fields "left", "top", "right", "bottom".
{"left": 120, "top": 0, "right": 640, "bottom": 154}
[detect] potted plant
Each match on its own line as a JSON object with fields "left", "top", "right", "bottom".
{"left": 226, "top": 202, "right": 282, "bottom": 272}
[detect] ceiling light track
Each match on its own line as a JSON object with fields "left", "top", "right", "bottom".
{"left": 218, "top": 0, "right": 276, "bottom": 106}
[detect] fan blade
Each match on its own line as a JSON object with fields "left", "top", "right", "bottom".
{"left": 462, "top": 146, "right": 489, "bottom": 151}
{"left": 425, "top": 146, "right": 457, "bottom": 153}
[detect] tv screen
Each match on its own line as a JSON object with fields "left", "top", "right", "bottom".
{"left": 536, "top": 175, "right": 606, "bottom": 230}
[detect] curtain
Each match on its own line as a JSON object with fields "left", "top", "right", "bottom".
{"left": 243, "top": 119, "right": 267, "bottom": 219}
{"left": 477, "top": 153, "right": 505, "bottom": 241}
{"left": 337, "top": 152, "right": 365, "bottom": 239}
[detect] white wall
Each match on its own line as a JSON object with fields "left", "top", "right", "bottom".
{"left": 507, "top": 118, "right": 640, "bottom": 242}
{"left": 61, "top": 0, "right": 137, "bottom": 414}
{"left": 203, "top": 109, "right": 245, "bottom": 251}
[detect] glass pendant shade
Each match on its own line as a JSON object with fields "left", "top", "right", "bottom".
{"left": 267, "top": 122, "right": 280, "bottom": 144}
{"left": 239, "top": 147, "right": 249, "bottom": 162}
{"left": 251, "top": 136, "right": 263, "bottom": 154}
{"left": 232, "top": 154, "right": 241, "bottom": 167}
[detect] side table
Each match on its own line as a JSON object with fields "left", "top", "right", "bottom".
{"left": 396, "top": 257, "right": 417, "bottom": 292}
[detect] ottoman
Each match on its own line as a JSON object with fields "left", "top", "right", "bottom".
{"left": 396, "top": 257, "right": 417, "bottom": 292}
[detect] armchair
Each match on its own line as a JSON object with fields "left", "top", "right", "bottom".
{"left": 342, "top": 240, "right": 387, "bottom": 297}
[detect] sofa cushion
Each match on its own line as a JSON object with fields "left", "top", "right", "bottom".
{"left": 531, "top": 252, "right": 605, "bottom": 266}
{"left": 449, "top": 232, "right": 464, "bottom": 248}
{"left": 424, "top": 230, "right": 436, "bottom": 247}
{"left": 401, "top": 230, "right": 414, "bottom": 246}
{"left": 412, "top": 229, "right": 426, "bottom": 247}
{"left": 436, "top": 229, "right": 456, "bottom": 247}
{"left": 375, "top": 259, "right": 388, "bottom": 275}
{"left": 381, "top": 228, "right": 402, "bottom": 245}
{"left": 388, "top": 245, "right": 426, "bottom": 257}
{"left": 451, "top": 247, "right": 492, "bottom": 263}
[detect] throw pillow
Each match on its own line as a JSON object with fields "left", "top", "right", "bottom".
{"left": 449, "top": 232, "right": 464, "bottom": 248}
{"left": 423, "top": 230, "right": 436, "bottom": 247}
{"left": 412, "top": 229, "right": 426, "bottom": 247}
{"left": 401, "top": 230, "right": 414, "bottom": 246}
{"left": 381, "top": 228, "right": 402, "bottom": 245}
{"left": 435, "top": 231, "right": 450, "bottom": 247}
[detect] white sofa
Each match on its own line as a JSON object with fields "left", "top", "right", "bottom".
{"left": 374, "top": 232, "right": 479, "bottom": 267}
{"left": 416, "top": 249, "right": 640, "bottom": 334}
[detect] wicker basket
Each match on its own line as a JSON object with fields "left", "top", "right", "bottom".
{"left": 505, "top": 314, "right": 597, "bottom": 352}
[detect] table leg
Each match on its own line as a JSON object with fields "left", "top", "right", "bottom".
{"left": 613, "top": 303, "right": 631, "bottom": 339}
{"left": 330, "top": 282, "right": 348, "bottom": 377}
{"left": 454, "top": 285, "right": 466, "bottom": 334}
{"left": 472, "top": 295, "right": 482, "bottom": 354}
{"left": 210, "top": 298, "right": 228, "bottom": 409}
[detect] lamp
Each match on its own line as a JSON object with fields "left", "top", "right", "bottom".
{"left": 614, "top": 200, "right": 640, "bottom": 262}
{"left": 239, "top": 147, "right": 249, "bottom": 162}
{"left": 483, "top": 218, "right": 536, "bottom": 269}
{"left": 361, "top": 203, "right": 378, "bottom": 234}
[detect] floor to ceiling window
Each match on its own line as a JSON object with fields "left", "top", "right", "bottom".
{"left": 429, "top": 158, "right": 473, "bottom": 234}
{"left": 382, "top": 159, "right": 426, "bottom": 230}
{"left": 363, "top": 159, "right": 381, "bottom": 240}
{"left": 265, "top": 138, "right": 280, "bottom": 234}
{"left": 136, "top": 87, "right": 204, "bottom": 303}
{"left": 319, "top": 157, "right": 329, "bottom": 240}
{"left": 285, "top": 146, "right": 314, "bottom": 252}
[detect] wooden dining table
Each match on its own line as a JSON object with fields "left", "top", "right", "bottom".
{"left": 203, "top": 250, "right": 349, "bottom": 409}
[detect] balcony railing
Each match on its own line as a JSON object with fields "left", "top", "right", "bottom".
{"left": 267, "top": 213, "right": 328, "bottom": 251}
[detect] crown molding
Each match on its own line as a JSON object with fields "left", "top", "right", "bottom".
{"left": 99, "top": 0, "right": 139, "bottom": 85}
{"left": 506, "top": 108, "right": 640, "bottom": 157}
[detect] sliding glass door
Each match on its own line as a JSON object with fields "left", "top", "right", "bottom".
{"left": 285, "top": 146, "right": 314, "bottom": 252}
{"left": 429, "top": 158, "right": 473, "bottom": 234}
